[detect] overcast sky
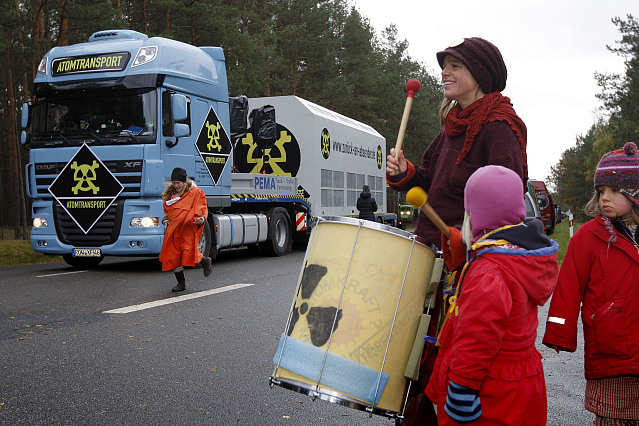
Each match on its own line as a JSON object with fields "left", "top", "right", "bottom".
{"left": 351, "top": 0, "right": 638, "bottom": 182}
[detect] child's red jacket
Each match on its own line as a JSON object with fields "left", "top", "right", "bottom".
{"left": 543, "top": 216, "right": 639, "bottom": 380}
{"left": 426, "top": 220, "right": 558, "bottom": 425}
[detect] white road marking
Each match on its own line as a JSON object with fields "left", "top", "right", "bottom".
{"left": 103, "top": 283, "right": 254, "bottom": 314}
{"left": 36, "top": 270, "right": 89, "bottom": 278}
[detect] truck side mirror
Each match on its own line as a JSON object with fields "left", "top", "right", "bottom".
{"left": 172, "top": 94, "right": 188, "bottom": 122}
{"left": 173, "top": 123, "right": 189, "bottom": 138}
{"left": 21, "top": 102, "right": 30, "bottom": 129}
{"left": 21, "top": 130, "right": 31, "bottom": 146}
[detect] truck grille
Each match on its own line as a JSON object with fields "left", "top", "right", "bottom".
{"left": 35, "top": 160, "right": 142, "bottom": 197}
{"left": 53, "top": 200, "right": 123, "bottom": 246}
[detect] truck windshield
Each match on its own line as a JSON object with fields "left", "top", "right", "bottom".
{"left": 31, "top": 89, "right": 157, "bottom": 147}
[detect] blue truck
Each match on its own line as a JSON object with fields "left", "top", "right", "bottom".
{"left": 21, "top": 29, "right": 395, "bottom": 268}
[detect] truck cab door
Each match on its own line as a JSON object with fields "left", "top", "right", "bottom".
{"left": 161, "top": 90, "right": 194, "bottom": 180}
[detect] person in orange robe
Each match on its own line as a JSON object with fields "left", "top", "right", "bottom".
{"left": 159, "top": 167, "right": 212, "bottom": 292}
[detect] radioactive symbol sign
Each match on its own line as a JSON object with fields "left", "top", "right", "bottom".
{"left": 48, "top": 143, "right": 123, "bottom": 234}
{"left": 320, "top": 128, "right": 330, "bottom": 159}
{"left": 233, "top": 123, "right": 301, "bottom": 176}
{"left": 297, "top": 185, "right": 310, "bottom": 199}
{"left": 195, "top": 107, "right": 232, "bottom": 185}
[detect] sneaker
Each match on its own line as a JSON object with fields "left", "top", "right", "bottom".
{"left": 202, "top": 257, "right": 212, "bottom": 277}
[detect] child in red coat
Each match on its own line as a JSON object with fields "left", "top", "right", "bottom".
{"left": 425, "top": 165, "right": 558, "bottom": 424}
{"left": 543, "top": 142, "right": 639, "bottom": 425}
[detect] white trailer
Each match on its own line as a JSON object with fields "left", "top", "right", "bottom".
{"left": 232, "top": 96, "right": 393, "bottom": 226}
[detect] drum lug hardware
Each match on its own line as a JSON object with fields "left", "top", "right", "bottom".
{"left": 268, "top": 376, "right": 280, "bottom": 387}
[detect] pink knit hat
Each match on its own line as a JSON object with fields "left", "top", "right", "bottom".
{"left": 464, "top": 165, "right": 526, "bottom": 241}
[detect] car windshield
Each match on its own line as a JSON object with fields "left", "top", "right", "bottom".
{"left": 31, "top": 89, "right": 157, "bottom": 147}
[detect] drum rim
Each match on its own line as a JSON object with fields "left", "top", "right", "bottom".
{"left": 315, "top": 216, "right": 435, "bottom": 252}
{"left": 269, "top": 376, "right": 402, "bottom": 419}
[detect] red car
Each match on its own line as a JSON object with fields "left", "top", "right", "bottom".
{"left": 528, "top": 180, "right": 555, "bottom": 235}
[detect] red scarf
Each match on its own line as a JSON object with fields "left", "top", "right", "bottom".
{"left": 445, "top": 92, "right": 528, "bottom": 183}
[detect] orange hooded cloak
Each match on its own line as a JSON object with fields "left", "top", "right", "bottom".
{"left": 159, "top": 183, "right": 208, "bottom": 271}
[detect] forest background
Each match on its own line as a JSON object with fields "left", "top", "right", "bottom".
{"left": 0, "top": 0, "right": 637, "bottom": 240}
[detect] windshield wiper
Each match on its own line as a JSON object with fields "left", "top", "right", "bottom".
{"left": 36, "top": 130, "right": 70, "bottom": 146}
{"left": 104, "top": 131, "right": 141, "bottom": 144}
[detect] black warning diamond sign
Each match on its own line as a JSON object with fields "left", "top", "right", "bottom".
{"left": 196, "top": 107, "right": 231, "bottom": 185}
{"left": 48, "top": 143, "right": 123, "bottom": 234}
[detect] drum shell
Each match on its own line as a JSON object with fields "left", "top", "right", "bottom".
{"left": 274, "top": 217, "right": 436, "bottom": 414}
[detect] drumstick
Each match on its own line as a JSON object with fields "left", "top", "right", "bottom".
{"left": 406, "top": 186, "right": 450, "bottom": 239}
{"left": 389, "top": 78, "right": 421, "bottom": 176}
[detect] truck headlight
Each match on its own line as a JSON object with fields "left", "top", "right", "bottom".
{"left": 37, "top": 57, "right": 47, "bottom": 74}
{"left": 33, "top": 217, "right": 48, "bottom": 228}
{"left": 130, "top": 217, "right": 159, "bottom": 227}
{"left": 132, "top": 46, "right": 157, "bottom": 67}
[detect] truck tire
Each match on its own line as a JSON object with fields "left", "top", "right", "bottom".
{"left": 62, "top": 253, "right": 104, "bottom": 269}
{"left": 260, "top": 208, "right": 290, "bottom": 257}
{"left": 199, "top": 220, "right": 212, "bottom": 258}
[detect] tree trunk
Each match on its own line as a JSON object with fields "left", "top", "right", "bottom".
{"left": 191, "top": 15, "right": 195, "bottom": 45}
{"left": 292, "top": 49, "right": 298, "bottom": 95}
{"left": 57, "top": 0, "right": 69, "bottom": 46}
{"left": 14, "top": 0, "right": 31, "bottom": 238}
{"left": 32, "top": 0, "right": 45, "bottom": 42}
{"left": 165, "top": 9, "right": 170, "bottom": 36}
{"left": 141, "top": 0, "right": 148, "bottom": 33}
{"left": 3, "top": 29, "right": 21, "bottom": 239}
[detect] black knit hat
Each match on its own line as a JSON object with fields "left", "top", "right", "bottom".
{"left": 170, "top": 167, "right": 187, "bottom": 182}
{"left": 437, "top": 37, "right": 507, "bottom": 94}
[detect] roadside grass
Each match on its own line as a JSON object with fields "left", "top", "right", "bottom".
{"left": 0, "top": 228, "right": 62, "bottom": 267}
{"left": 0, "top": 240, "right": 62, "bottom": 267}
{"left": 550, "top": 218, "right": 583, "bottom": 266}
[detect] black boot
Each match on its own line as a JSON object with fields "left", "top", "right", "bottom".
{"left": 172, "top": 270, "right": 186, "bottom": 292}
{"left": 200, "top": 256, "right": 212, "bottom": 277}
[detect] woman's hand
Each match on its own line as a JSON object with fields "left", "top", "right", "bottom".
{"left": 386, "top": 148, "right": 408, "bottom": 175}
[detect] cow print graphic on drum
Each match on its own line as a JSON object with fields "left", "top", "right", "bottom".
{"left": 287, "top": 263, "right": 343, "bottom": 347}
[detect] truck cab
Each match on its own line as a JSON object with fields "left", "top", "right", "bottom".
{"left": 22, "top": 30, "right": 238, "bottom": 267}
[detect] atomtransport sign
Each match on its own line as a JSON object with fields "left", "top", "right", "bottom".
{"left": 48, "top": 143, "right": 124, "bottom": 234}
{"left": 51, "top": 52, "right": 130, "bottom": 76}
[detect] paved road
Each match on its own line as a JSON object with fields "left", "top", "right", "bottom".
{"left": 0, "top": 249, "right": 593, "bottom": 425}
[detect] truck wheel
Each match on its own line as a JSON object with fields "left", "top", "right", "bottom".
{"left": 260, "top": 208, "right": 290, "bottom": 257}
{"left": 62, "top": 254, "right": 104, "bottom": 269}
{"left": 199, "top": 220, "right": 212, "bottom": 258}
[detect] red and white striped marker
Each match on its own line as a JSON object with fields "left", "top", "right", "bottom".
{"left": 295, "top": 212, "right": 306, "bottom": 231}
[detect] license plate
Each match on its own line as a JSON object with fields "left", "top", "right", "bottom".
{"left": 73, "top": 248, "right": 101, "bottom": 257}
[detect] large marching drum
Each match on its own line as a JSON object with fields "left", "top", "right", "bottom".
{"left": 270, "top": 216, "right": 442, "bottom": 419}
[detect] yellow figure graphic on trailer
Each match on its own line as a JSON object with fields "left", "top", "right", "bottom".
{"left": 206, "top": 120, "right": 222, "bottom": 152}
{"left": 321, "top": 130, "right": 330, "bottom": 159}
{"left": 71, "top": 160, "right": 100, "bottom": 195}
{"left": 241, "top": 131, "right": 292, "bottom": 176}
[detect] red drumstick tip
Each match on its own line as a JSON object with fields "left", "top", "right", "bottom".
{"left": 406, "top": 78, "right": 421, "bottom": 97}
